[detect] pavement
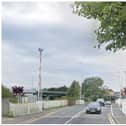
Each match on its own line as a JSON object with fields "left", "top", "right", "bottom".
{"left": 2, "top": 108, "right": 62, "bottom": 124}
{"left": 2, "top": 103, "right": 126, "bottom": 124}
{"left": 111, "top": 104, "right": 126, "bottom": 124}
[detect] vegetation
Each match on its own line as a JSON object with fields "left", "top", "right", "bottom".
{"left": 82, "top": 77, "right": 110, "bottom": 102}
{"left": 43, "top": 85, "right": 68, "bottom": 92}
{"left": 2, "top": 85, "right": 17, "bottom": 103}
{"left": 3, "top": 111, "right": 14, "bottom": 118}
{"left": 73, "top": 2, "right": 126, "bottom": 52}
{"left": 67, "top": 80, "right": 80, "bottom": 105}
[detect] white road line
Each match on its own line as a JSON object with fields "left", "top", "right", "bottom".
{"left": 65, "top": 109, "right": 85, "bottom": 124}
{"left": 110, "top": 105, "right": 120, "bottom": 124}
{"left": 108, "top": 113, "right": 115, "bottom": 124}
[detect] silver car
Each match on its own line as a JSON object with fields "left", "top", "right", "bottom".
{"left": 86, "top": 102, "right": 102, "bottom": 114}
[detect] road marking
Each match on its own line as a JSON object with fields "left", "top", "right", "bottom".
{"left": 24, "top": 109, "right": 60, "bottom": 124}
{"left": 65, "top": 109, "right": 85, "bottom": 124}
{"left": 110, "top": 105, "right": 120, "bottom": 124}
{"left": 108, "top": 113, "right": 115, "bottom": 124}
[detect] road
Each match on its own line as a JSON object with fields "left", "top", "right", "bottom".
{"left": 31, "top": 104, "right": 111, "bottom": 124}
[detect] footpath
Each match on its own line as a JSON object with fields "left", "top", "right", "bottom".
{"left": 2, "top": 107, "right": 60, "bottom": 124}
{"left": 111, "top": 103, "right": 126, "bottom": 124}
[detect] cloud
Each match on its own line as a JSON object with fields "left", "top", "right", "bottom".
{"left": 79, "top": 50, "right": 126, "bottom": 72}
{"left": 2, "top": 2, "right": 126, "bottom": 91}
{"left": 2, "top": 2, "right": 63, "bottom": 26}
{"left": 2, "top": 2, "right": 97, "bottom": 31}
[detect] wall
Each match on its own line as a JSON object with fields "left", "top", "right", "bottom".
{"left": 120, "top": 99, "right": 126, "bottom": 115}
{"left": 115, "top": 98, "right": 126, "bottom": 116}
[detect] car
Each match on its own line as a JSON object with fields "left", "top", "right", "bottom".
{"left": 96, "top": 98, "right": 105, "bottom": 106}
{"left": 105, "top": 101, "right": 111, "bottom": 105}
{"left": 86, "top": 102, "right": 102, "bottom": 114}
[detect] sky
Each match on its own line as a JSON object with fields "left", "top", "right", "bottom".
{"left": 2, "top": 2, "right": 126, "bottom": 91}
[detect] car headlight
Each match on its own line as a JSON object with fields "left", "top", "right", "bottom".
{"left": 86, "top": 107, "right": 89, "bottom": 110}
{"left": 97, "top": 107, "right": 101, "bottom": 110}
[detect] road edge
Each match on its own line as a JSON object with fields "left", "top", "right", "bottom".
{"left": 110, "top": 104, "right": 120, "bottom": 124}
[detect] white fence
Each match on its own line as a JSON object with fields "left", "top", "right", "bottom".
{"left": 43, "top": 100, "right": 67, "bottom": 109}
{"left": 76, "top": 100, "right": 84, "bottom": 104}
{"left": 4, "top": 99, "right": 84, "bottom": 117}
{"left": 9, "top": 100, "right": 68, "bottom": 116}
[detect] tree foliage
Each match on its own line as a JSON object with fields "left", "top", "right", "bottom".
{"left": 82, "top": 77, "right": 110, "bottom": 101}
{"left": 67, "top": 80, "right": 80, "bottom": 105}
{"left": 2, "top": 85, "right": 12, "bottom": 98}
{"left": 73, "top": 2, "right": 126, "bottom": 52}
{"left": 45, "top": 85, "right": 68, "bottom": 92}
{"left": 2, "top": 85, "right": 17, "bottom": 103}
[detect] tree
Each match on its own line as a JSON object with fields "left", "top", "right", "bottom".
{"left": 82, "top": 77, "right": 105, "bottom": 101}
{"left": 73, "top": 2, "right": 126, "bottom": 52}
{"left": 44, "top": 85, "right": 68, "bottom": 92}
{"left": 2, "top": 85, "right": 17, "bottom": 103}
{"left": 2, "top": 85, "right": 12, "bottom": 98}
{"left": 67, "top": 80, "right": 80, "bottom": 105}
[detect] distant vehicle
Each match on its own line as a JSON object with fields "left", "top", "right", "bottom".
{"left": 86, "top": 102, "right": 102, "bottom": 114}
{"left": 105, "top": 101, "right": 111, "bottom": 105}
{"left": 96, "top": 98, "right": 105, "bottom": 106}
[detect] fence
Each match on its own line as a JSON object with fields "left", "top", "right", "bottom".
{"left": 3, "top": 99, "right": 84, "bottom": 117}
{"left": 10, "top": 101, "right": 42, "bottom": 116}
{"left": 8, "top": 100, "right": 68, "bottom": 116}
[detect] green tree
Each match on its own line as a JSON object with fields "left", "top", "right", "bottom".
{"left": 47, "top": 85, "right": 68, "bottom": 92}
{"left": 82, "top": 77, "right": 104, "bottom": 102}
{"left": 73, "top": 2, "right": 126, "bottom": 52}
{"left": 2, "top": 85, "right": 17, "bottom": 103}
{"left": 67, "top": 80, "right": 80, "bottom": 105}
{"left": 2, "top": 85, "right": 12, "bottom": 98}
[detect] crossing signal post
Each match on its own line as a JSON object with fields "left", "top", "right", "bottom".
{"left": 12, "top": 86, "right": 24, "bottom": 103}
{"left": 121, "top": 87, "right": 126, "bottom": 98}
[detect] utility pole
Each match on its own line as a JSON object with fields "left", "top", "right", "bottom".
{"left": 80, "top": 83, "right": 82, "bottom": 100}
{"left": 38, "top": 48, "right": 43, "bottom": 101}
{"left": 124, "top": 71, "right": 126, "bottom": 87}
{"left": 32, "top": 76, "right": 34, "bottom": 89}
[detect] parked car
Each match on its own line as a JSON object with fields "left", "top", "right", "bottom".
{"left": 105, "top": 101, "right": 111, "bottom": 105}
{"left": 86, "top": 102, "right": 102, "bottom": 114}
{"left": 96, "top": 98, "right": 105, "bottom": 106}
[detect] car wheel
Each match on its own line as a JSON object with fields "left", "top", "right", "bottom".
{"left": 86, "top": 111, "right": 89, "bottom": 114}
{"left": 98, "top": 110, "right": 101, "bottom": 114}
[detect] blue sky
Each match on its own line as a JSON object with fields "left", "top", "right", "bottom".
{"left": 2, "top": 2, "right": 126, "bottom": 91}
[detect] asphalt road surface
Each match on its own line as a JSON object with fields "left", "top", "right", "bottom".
{"left": 31, "top": 104, "right": 111, "bottom": 124}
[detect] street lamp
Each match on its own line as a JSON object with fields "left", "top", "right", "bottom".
{"left": 38, "top": 48, "right": 43, "bottom": 101}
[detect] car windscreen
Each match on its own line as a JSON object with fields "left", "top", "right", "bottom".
{"left": 88, "top": 102, "right": 100, "bottom": 107}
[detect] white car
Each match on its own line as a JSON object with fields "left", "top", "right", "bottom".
{"left": 96, "top": 98, "right": 105, "bottom": 106}
{"left": 105, "top": 101, "right": 111, "bottom": 105}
